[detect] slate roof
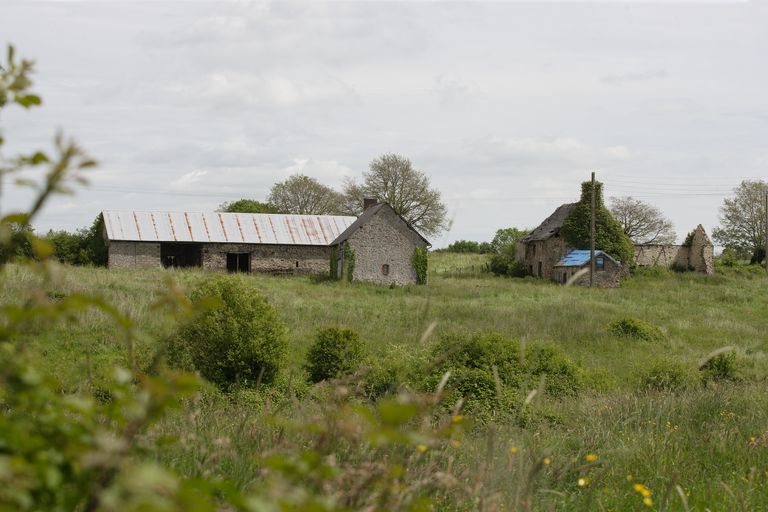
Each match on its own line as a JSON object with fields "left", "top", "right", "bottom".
{"left": 554, "top": 249, "right": 620, "bottom": 267}
{"left": 102, "top": 210, "right": 356, "bottom": 246}
{"left": 520, "top": 203, "right": 578, "bottom": 242}
{"left": 330, "top": 203, "right": 430, "bottom": 246}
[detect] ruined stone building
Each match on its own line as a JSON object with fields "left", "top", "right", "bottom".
{"left": 515, "top": 203, "right": 577, "bottom": 281}
{"left": 554, "top": 250, "right": 627, "bottom": 288}
{"left": 516, "top": 203, "right": 715, "bottom": 285}
{"left": 633, "top": 224, "right": 714, "bottom": 274}
{"left": 330, "top": 201, "right": 430, "bottom": 285}
{"left": 103, "top": 210, "right": 356, "bottom": 274}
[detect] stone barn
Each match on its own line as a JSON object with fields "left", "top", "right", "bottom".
{"left": 553, "top": 250, "right": 627, "bottom": 288}
{"left": 515, "top": 203, "right": 577, "bottom": 280}
{"left": 633, "top": 224, "right": 714, "bottom": 275}
{"left": 330, "top": 201, "right": 430, "bottom": 285}
{"left": 102, "top": 210, "right": 356, "bottom": 274}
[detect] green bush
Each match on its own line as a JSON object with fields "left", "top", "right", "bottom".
{"left": 489, "top": 247, "right": 526, "bottom": 277}
{"left": 700, "top": 351, "right": 741, "bottom": 383}
{"left": 305, "top": 327, "right": 366, "bottom": 383}
{"left": 169, "top": 276, "right": 287, "bottom": 390}
{"left": 638, "top": 361, "right": 695, "bottom": 392}
{"left": 608, "top": 316, "right": 664, "bottom": 342}
{"left": 428, "top": 332, "right": 582, "bottom": 404}
{"left": 717, "top": 247, "right": 739, "bottom": 268}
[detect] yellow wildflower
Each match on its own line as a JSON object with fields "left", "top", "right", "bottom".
{"left": 578, "top": 478, "right": 589, "bottom": 487}
{"left": 450, "top": 439, "right": 462, "bottom": 448}
{"left": 643, "top": 497, "right": 653, "bottom": 507}
{"left": 416, "top": 444, "right": 428, "bottom": 453}
{"left": 585, "top": 453, "right": 598, "bottom": 463}
{"left": 510, "top": 446, "right": 518, "bottom": 454}
{"left": 451, "top": 415, "right": 464, "bottom": 424}
{"left": 542, "top": 457, "right": 551, "bottom": 465}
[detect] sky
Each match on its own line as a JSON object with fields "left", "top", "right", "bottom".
{"left": 2, "top": 0, "right": 767, "bottom": 247}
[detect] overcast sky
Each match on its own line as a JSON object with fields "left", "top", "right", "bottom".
{"left": 2, "top": 0, "right": 767, "bottom": 247}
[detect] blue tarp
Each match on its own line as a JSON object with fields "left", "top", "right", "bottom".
{"left": 555, "top": 250, "right": 619, "bottom": 267}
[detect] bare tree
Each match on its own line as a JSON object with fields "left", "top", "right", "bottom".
{"left": 268, "top": 174, "right": 344, "bottom": 215}
{"left": 342, "top": 154, "right": 448, "bottom": 238}
{"left": 712, "top": 180, "right": 768, "bottom": 262}
{"left": 609, "top": 196, "right": 676, "bottom": 244}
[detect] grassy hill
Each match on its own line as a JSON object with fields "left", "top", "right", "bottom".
{"left": 4, "top": 254, "right": 768, "bottom": 510}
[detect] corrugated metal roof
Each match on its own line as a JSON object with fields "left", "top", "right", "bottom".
{"left": 554, "top": 250, "right": 619, "bottom": 267}
{"left": 102, "top": 210, "right": 357, "bottom": 246}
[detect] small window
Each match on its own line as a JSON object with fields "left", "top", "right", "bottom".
{"left": 296, "top": 261, "right": 299, "bottom": 268}
{"left": 596, "top": 256, "right": 605, "bottom": 271}
{"left": 381, "top": 264, "right": 390, "bottom": 276}
{"left": 537, "top": 261, "right": 543, "bottom": 277}
{"left": 562, "top": 272, "right": 567, "bottom": 284}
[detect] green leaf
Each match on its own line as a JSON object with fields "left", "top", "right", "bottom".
{"left": 15, "top": 94, "right": 41, "bottom": 108}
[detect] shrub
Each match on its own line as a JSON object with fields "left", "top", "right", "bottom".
{"left": 700, "top": 351, "right": 741, "bottom": 383}
{"left": 717, "top": 247, "right": 739, "bottom": 268}
{"left": 305, "top": 327, "right": 366, "bottom": 383}
{"left": 638, "top": 361, "right": 695, "bottom": 392}
{"left": 489, "top": 247, "right": 526, "bottom": 277}
{"left": 428, "top": 332, "right": 582, "bottom": 405}
{"left": 608, "top": 317, "right": 664, "bottom": 342}
{"left": 169, "top": 276, "right": 287, "bottom": 390}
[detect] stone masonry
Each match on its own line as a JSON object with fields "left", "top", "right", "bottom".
{"left": 633, "top": 225, "right": 714, "bottom": 275}
{"left": 340, "top": 206, "right": 428, "bottom": 285}
{"left": 201, "top": 244, "right": 331, "bottom": 274}
{"left": 108, "top": 241, "right": 162, "bottom": 268}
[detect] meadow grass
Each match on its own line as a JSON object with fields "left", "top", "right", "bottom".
{"left": 4, "top": 254, "right": 768, "bottom": 509}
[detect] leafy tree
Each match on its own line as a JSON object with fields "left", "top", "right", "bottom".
{"left": 712, "top": 180, "right": 768, "bottom": 263}
{"left": 268, "top": 174, "right": 344, "bottom": 215}
{"left": 561, "top": 181, "right": 634, "bottom": 264}
{"left": 0, "top": 223, "right": 34, "bottom": 263}
{"left": 609, "top": 196, "right": 676, "bottom": 244}
{"left": 217, "top": 198, "right": 279, "bottom": 214}
{"left": 491, "top": 227, "right": 529, "bottom": 254}
{"left": 45, "top": 214, "right": 107, "bottom": 266}
{"left": 342, "top": 154, "right": 448, "bottom": 238}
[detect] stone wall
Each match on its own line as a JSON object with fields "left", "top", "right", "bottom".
{"left": 201, "top": 243, "right": 331, "bottom": 274}
{"left": 559, "top": 261, "right": 628, "bottom": 288}
{"left": 633, "top": 225, "right": 714, "bottom": 275}
{"left": 689, "top": 224, "right": 715, "bottom": 275}
{"left": 518, "top": 237, "right": 570, "bottom": 281}
{"left": 345, "top": 207, "right": 427, "bottom": 285}
{"left": 108, "top": 241, "right": 161, "bottom": 268}
{"left": 108, "top": 241, "right": 331, "bottom": 274}
{"left": 634, "top": 245, "right": 688, "bottom": 268}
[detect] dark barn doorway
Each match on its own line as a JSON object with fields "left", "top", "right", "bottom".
{"left": 226, "top": 253, "right": 251, "bottom": 273}
{"left": 161, "top": 243, "right": 202, "bottom": 268}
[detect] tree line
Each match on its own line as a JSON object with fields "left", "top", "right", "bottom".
{"left": 220, "top": 153, "right": 448, "bottom": 239}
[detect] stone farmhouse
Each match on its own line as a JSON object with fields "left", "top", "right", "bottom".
{"left": 516, "top": 203, "right": 715, "bottom": 285}
{"left": 330, "top": 201, "right": 431, "bottom": 285}
{"left": 102, "top": 201, "right": 430, "bottom": 285}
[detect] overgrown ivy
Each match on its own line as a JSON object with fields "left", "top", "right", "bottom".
{"left": 412, "top": 247, "right": 428, "bottom": 285}
{"left": 344, "top": 245, "right": 356, "bottom": 282}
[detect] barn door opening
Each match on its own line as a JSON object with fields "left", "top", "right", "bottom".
{"left": 161, "top": 243, "right": 202, "bottom": 268}
{"left": 226, "top": 253, "right": 251, "bottom": 273}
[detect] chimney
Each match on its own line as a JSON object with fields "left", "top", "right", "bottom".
{"left": 363, "top": 197, "right": 378, "bottom": 210}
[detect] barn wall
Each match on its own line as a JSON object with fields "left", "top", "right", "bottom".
{"left": 689, "top": 226, "right": 715, "bottom": 275}
{"left": 108, "top": 241, "right": 162, "bottom": 268}
{"left": 346, "top": 207, "right": 426, "bottom": 285}
{"left": 201, "top": 244, "right": 331, "bottom": 274}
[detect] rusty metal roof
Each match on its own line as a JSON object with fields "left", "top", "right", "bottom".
{"left": 102, "top": 210, "right": 357, "bottom": 246}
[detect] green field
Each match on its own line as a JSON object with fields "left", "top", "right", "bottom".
{"left": 4, "top": 255, "right": 768, "bottom": 510}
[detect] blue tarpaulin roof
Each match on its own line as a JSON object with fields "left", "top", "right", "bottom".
{"left": 555, "top": 250, "right": 619, "bottom": 267}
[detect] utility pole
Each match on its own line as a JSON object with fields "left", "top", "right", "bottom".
{"left": 590, "top": 171, "right": 596, "bottom": 287}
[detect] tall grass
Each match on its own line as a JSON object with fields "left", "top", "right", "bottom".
{"left": 4, "top": 255, "right": 768, "bottom": 509}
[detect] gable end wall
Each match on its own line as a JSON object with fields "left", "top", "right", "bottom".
{"left": 347, "top": 207, "right": 426, "bottom": 285}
